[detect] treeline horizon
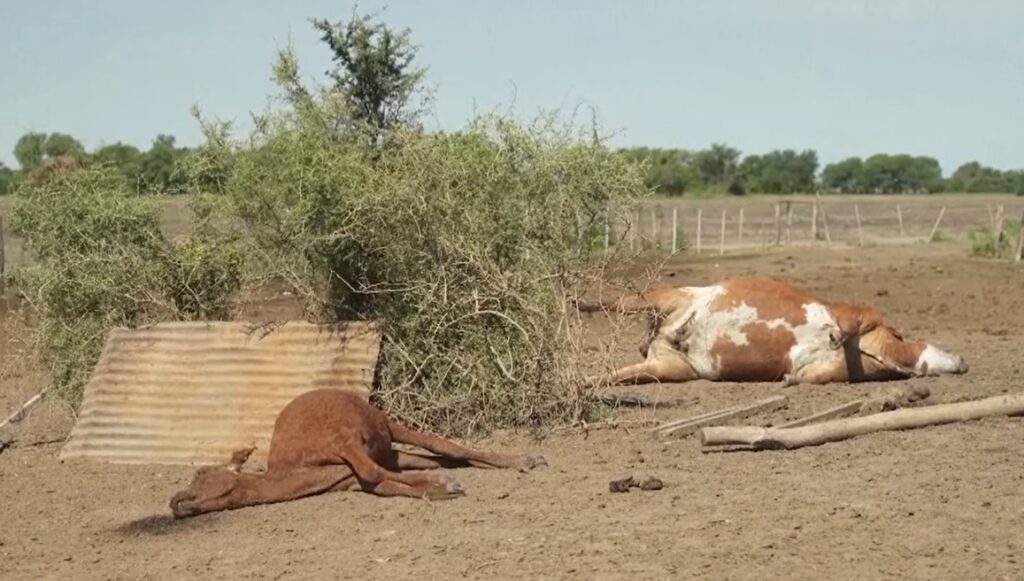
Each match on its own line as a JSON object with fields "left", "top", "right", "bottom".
{"left": 1, "top": 131, "right": 1021, "bottom": 196}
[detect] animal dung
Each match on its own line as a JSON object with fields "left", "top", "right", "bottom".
{"left": 609, "top": 475, "right": 664, "bottom": 493}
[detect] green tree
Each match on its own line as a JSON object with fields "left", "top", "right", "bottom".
{"left": 738, "top": 149, "right": 818, "bottom": 193}
{"left": 694, "top": 143, "right": 741, "bottom": 190}
{"left": 618, "top": 147, "right": 702, "bottom": 195}
{"left": 820, "top": 157, "right": 864, "bottom": 193}
{"left": 93, "top": 142, "right": 143, "bottom": 188}
{"left": 310, "top": 10, "right": 429, "bottom": 142}
{"left": 14, "top": 132, "right": 47, "bottom": 171}
{"left": 139, "top": 134, "right": 187, "bottom": 193}
{"left": 42, "top": 133, "right": 85, "bottom": 159}
{"left": 947, "top": 161, "right": 1015, "bottom": 193}
{"left": 0, "top": 162, "right": 16, "bottom": 195}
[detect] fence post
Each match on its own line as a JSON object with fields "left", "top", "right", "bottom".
{"left": 928, "top": 206, "right": 946, "bottom": 243}
{"left": 671, "top": 207, "right": 678, "bottom": 254}
{"left": 811, "top": 203, "right": 818, "bottom": 242}
{"left": 773, "top": 203, "right": 782, "bottom": 246}
{"left": 696, "top": 209, "right": 703, "bottom": 256}
{"left": 994, "top": 204, "right": 1005, "bottom": 249}
{"left": 0, "top": 215, "right": 5, "bottom": 295}
{"left": 737, "top": 207, "right": 744, "bottom": 247}
{"left": 854, "top": 204, "right": 864, "bottom": 246}
{"left": 651, "top": 207, "right": 659, "bottom": 251}
{"left": 1015, "top": 210, "right": 1024, "bottom": 262}
{"left": 815, "top": 193, "right": 832, "bottom": 245}
{"left": 896, "top": 205, "right": 905, "bottom": 238}
{"left": 719, "top": 209, "right": 727, "bottom": 256}
{"left": 785, "top": 202, "right": 794, "bottom": 245}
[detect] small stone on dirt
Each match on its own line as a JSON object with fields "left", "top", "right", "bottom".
{"left": 609, "top": 475, "right": 664, "bottom": 493}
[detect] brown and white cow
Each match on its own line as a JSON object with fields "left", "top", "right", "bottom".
{"left": 578, "top": 276, "right": 968, "bottom": 386}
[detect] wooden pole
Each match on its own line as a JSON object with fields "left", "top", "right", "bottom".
{"left": 696, "top": 209, "right": 703, "bottom": 256}
{"left": 815, "top": 193, "right": 832, "bottom": 245}
{"left": 928, "top": 206, "right": 946, "bottom": 243}
{"left": 785, "top": 202, "right": 794, "bottom": 245}
{"left": 0, "top": 391, "right": 44, "bottom": 432}
{"left": 719, "top": 209, "right": 727, "bottom": 256}
{"left": 737, "top": 207, "right": 744, "bottom": 247}
{"left": 653, "top": 396, "right": 788, "bottom": 438}
{"left": 1016, "top": 210, "right": 1024, "bottom": 262}
{"left": 896, "top": 205, "right": 905, "bottom": 238}
{"left": 811, "top": 203, "right": 818, "bottom": 242}
{"left": 671, "top": 207, "right": 678, "bottom": 253}
{"left": 773, "top": 203, "right": 782, "bottom": 246}
{"left": 651, "top": 207, "right": 659, "bottom": 251}
{"left": 0, "top": 215, "right": 5, "bottom": 295}
{"left": 854, "top": 204, "right": 864, "bottom": 246}
{"left": 775, "top": 399, "right": 866, "bottom": 429}
{"left": 994, "top": 204, "right": 1005, "bottom": 249}
{"left": 603, "top": 216, "right": 610, "bottom": 252}
{"left": 700, "top": 392, "right": 1024, "bottom": 451}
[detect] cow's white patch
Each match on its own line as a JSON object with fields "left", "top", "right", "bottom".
{"left": 668, "top": 285, "right": 761, "bottom": 379}
{"left": 915, "top": 344, "right": 965, "bottom": 375}
{"left": 787, "top": 302, "right": 842, "bottom": 376}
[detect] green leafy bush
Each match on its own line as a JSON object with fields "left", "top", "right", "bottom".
{"left": 11, "top": 165, "right": 243, "bottom": 406}
{"left": 189, "top": 81, "right": 646, "bottom": 435}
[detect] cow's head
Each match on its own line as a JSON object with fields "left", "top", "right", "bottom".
{"left": 854, "top": 324, "right": 968, "bottom": 378}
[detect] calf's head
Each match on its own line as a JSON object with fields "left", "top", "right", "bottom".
{"left": 856, "top": 325, "right": 968, "bottom": 378}
{"left": 170, "top": 466, "right": 243, "bottom": 518}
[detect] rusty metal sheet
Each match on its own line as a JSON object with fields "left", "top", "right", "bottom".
{"left": 60, "top": 320, "right": 380, "bottom": 466}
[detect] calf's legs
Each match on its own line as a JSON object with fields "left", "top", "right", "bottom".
{"left": 388, "top": 421, "right": 546, "bottom": 472}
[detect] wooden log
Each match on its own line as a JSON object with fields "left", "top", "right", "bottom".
{"left": 700, "top": 392, "right": 1024, "bottom": 450}
{"left": 896, "top": 205, "right": 905, "bottom": 238}
{"left": 696, "top": 209, "right": 703, "bottom": 255}
{"left": 928, "top": 206, "right": 946, "bottom": 243}
{"left": 775, "top": 399, "right": 865, "bottom": 429}
{"left": 719, "top": 209, "right": 726, "bottom": 256}
{"left": 854, "top": 204, "right": 864, "bottom": 246}
{"left": 654, "top": 395, "right": 788, "bottom": 438}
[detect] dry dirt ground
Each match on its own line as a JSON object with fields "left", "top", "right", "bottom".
{"left": 2, "top": 244, "right": 1024, "bottom": 580}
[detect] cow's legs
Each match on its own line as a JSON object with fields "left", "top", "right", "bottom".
{"left": 589, "top": 356, "right": 699, "bottom": 387}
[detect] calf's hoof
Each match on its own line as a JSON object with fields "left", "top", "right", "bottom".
{"left": 425, "top": 474, "right": 465, "bottom": 500}
{"left": 515, "top": 453, "right": 548, "bottom": 472}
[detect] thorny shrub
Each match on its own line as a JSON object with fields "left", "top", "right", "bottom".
{"left": 186, "top": 60, "right": 650, "bottom": 435}
{"left": 10, "top": 165, "right": 243, "bottom": 407}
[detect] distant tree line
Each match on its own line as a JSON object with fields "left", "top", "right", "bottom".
{"left": 0, "top": 131, "right": 190, "bottom": 194}
{"left": 618, "top": 146, "right": 1023, "bottom": 196}
{"left": 2, "top": 131, "right": 1021, "bottom": 197}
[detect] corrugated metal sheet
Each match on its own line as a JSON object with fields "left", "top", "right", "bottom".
{"left": 60, "top": 320, "right": 381, "bottom": 466}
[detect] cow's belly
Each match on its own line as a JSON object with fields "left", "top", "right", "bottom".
{"left": 680, "top": 301, "right": 842, "bottom": 382}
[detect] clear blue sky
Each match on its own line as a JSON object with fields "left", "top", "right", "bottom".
{"left": 2, "top": 1, "right": 1021, "bottom": 174}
